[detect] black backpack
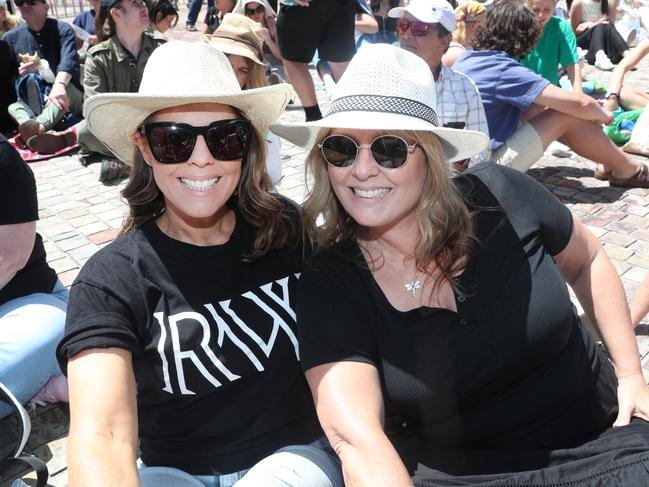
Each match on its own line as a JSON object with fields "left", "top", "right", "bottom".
{"left": 0, "top": 382, "right": 48, "bottom": 487}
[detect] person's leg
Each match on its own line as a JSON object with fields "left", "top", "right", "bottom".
{"left": 631, "top": 272, "right": 649, "bottom": 326}
{"left": 276, "top": 1, "right": 322, "bottom": 120}
{"left": 77, "top": 120, "right": 114, "bottom": 156}
{"left": 7, "top": 100, "right": 35, "bottom": 126}
{"left": 33, "top": 84, "right": 83, "bottom": 131}
{"left": 138, "top": 465, "right": 210, "bottom": 487}
{"left": 529, "top": 108, "right": 645, "bottom": 180}
{"left": 186, "top": 0, "right": 203, "bottom": 27}
{"left": 601, "top": 23, "right": 629, "bottom": 64}
{"left": 283, "top": 60, "right": 318, "bottom": 108}
{"left": 619, "top": 84, "right": 649, "bottom": 111}
{"left": 319, "top": 0, "right": 355, "bottom": 81}
{"left": 0, "top": 282, "right": 68, "bottom": 409}
{"left": 233, "top": 437, "right": 343, "bottom": 487}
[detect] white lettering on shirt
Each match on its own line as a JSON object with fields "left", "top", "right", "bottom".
{"left": 154, "top": 276, "right": 299, "bottom": 395}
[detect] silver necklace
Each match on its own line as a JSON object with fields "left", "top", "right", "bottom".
{"left": 404, "top": 276, "right": 422, "bottom": 297}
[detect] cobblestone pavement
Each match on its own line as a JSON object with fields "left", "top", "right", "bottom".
{"left": 4, "top": 11, "right": 649, "bottom": 487}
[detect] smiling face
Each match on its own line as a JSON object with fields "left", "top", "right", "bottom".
{"left": 325, "top": 128, "right": 427, "bottom": 236}
{"left": 531, "top": 0, "right": 555, "bottom": 28}
{"left": 132, "top": 102, "right": 244, "bottom": 236}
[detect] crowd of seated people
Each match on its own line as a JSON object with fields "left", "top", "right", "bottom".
{"left": 2, "top": 0, "right": 649, "bottom": 485}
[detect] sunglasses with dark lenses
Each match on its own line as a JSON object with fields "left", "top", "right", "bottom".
{"left": 245, "top": 5, "right": 265, "bottom": 15}
{"left": 318, "top": 134, "right": 417, "bottom": 169}
{"left": 144, "top": 119, "right": 251, "bottom": 164}
{"left": 396, "top": 18, "right": 434, "bottom": 37}
{"left": 15, "top": 0, "right": 45, "bottom": 7}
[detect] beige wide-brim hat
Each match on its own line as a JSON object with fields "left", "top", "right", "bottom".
{"left": 270, "top": 44, "right": 488, "bottom": 164}
{"left": 84, "top": 41, "right": 293, "bottom": 165}
{"left": 204, "top": 13, "right": 264, "bottom": 65}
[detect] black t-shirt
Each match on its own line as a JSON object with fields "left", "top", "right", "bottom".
{"left": 0, "top": 135, "right": 57, "bottom": 305}
{"left": 57, "top": 201, "right": 322, "bottom": 474}
{"left": 298, "top": 163, "right": 617, "bottom": 475}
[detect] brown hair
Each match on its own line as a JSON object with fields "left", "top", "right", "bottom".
{"left": 302, "top": 129, "right": 474, "bottom": 291}
{"left": 121, "top": 109, "right": 296, "bottom": 260}
{"left": 473, "top": 0, "right": 541, "bottom": 58}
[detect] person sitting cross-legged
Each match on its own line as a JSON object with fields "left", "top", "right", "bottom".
{"left": 453, "top": 0, "right": 649, "bottom": 188}
{"left": 28, "top": 0, "right": 166, "bottom": 182}
{"left": 3, "top": 0, "right": 83, "bottom": 146}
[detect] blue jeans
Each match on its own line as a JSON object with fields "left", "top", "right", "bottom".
{"left": 186, "top": 0, "right": 204, "bottom": 25}
{"left": 0, "top": 281, "right": 68, "bottom": 416}
{"left": 138, "top": 436, "right": 344, "bottom": 487}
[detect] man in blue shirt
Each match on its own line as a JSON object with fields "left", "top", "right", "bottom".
{"left": 453, "top": 0, "right": 649, "bottom": 188}
{"left": 4, "top": 0, "right": 83, "bottom": 145}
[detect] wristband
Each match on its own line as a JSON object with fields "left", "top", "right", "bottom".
{"left": 55, "top": 81, "right": 68, "bottom": 87}
{"left": 605, "top": 92, "right": 618, "bottom": 100}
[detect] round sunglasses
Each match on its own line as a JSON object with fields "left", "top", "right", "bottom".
{"left": 396, "top": 18, "right": 436, "bottom": 37}
{"left": 143, "top": 119, "right": 251, "bottom": 164}
{"left": 318, "top": 134, "right": 418, "bottom": 169}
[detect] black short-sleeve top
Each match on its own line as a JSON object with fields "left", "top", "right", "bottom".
{"left": 297, "top": 163, "right": 617, "bottom": 475}
{"left": 57, "top": 200, "right": 322, "bottom": 475}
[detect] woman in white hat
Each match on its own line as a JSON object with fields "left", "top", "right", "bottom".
{"left": 272, "top": 43, "right": 649, "bottom": 485}
{"left": 57, "top": 41, "right": 343, "bottom": 487}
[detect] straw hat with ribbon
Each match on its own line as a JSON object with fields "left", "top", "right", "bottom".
{"left": 84, "top": 41, "right": 293, "bottom": 165}
{"left": 270, "top": 43, "right": 488, "bottom": 163}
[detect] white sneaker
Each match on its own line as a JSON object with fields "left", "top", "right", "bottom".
{"left": 594, "top": 55, "right": 614, "bottom": 71}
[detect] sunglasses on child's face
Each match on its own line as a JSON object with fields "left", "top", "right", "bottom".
{"left": 318, "top": 134, "right": 417, "bottom": 169}
{"left": 245, "top": 5, "right": 265, "bottom": 15}
{"left": 396, "top": 18, "right": 435, "bottom": 37}
{"left": 15, "top": 0, "right": 46, "bottom": 7}
{"left": 144, "top": 119, "right": 251, "bottom": 164}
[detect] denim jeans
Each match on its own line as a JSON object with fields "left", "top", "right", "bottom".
{"left": 0, "top": 281, "right": 68, "bottom": 416}
{"left": 138, "top": 436, "right": 344, "bottom": 487}
{"left": 186, "top": 0, "right": 204, "bottom": 26}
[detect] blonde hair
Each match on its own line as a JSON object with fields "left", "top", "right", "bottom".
{"left": 452, "top": 2, "right": 486, "bottom": 46}
{"left": 302, "top": 129, "right": 475, "bottom": 290}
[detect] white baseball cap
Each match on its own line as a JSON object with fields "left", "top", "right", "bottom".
{"left": 388, "top": 0, "right": 456, "bottom": 33}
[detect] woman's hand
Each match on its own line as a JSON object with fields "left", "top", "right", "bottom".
{"left": 614, "top": 373, "right": 649, "bottom": 427}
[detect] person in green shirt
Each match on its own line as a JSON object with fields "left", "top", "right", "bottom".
{"left": 521, "top": 0, "right": 582, "bottom": 93}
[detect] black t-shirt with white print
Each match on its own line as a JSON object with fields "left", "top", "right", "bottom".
{"left": 57, "top": 200, "right": 322, "bottom": 475}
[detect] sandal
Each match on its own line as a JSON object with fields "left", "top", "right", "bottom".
{"left": 594, "top": 164, "right": 612, "bottom": 180}
{"left": 609, "top": 164, "right": 649, "bottom": 188}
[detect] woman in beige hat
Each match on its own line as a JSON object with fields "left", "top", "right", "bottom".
{"left": 206, "top": 13, "right": 284, "bottom": 185}
{"left": 57, "top": 41, "right": 343, "bottom": 487}
{"left": 272, "top": 43, "right": 649, "bottom": 485}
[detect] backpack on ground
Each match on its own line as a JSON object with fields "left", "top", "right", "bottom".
{"left": 0, "top": 382, "right": 48, "bottom": 487}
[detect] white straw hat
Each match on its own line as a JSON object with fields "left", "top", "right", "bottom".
{"left": 84, "top": 41, "right": 293, "bottom": 165}
{"left": 270, "top": 44, "right": 488, "bottom": 163}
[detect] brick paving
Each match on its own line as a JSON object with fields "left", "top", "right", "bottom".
{"left": 3, "top": 9, "right": 649, "bottom": 487}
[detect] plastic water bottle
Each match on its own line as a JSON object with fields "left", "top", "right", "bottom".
{"left": 619, "top": 119, "right": 636, "bottom": 137}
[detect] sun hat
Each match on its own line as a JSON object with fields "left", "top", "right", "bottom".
{"left": 84, "top": 41, "right": 293, "bottom": 165}
{"left": 388, "top": 0, "right": 456, "bottom": 33}
{"left": 204, "top": 13, "right": 264, "bottom": 65}
{"left": 270, "top": 44, "right": 488, "bottom": 163}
